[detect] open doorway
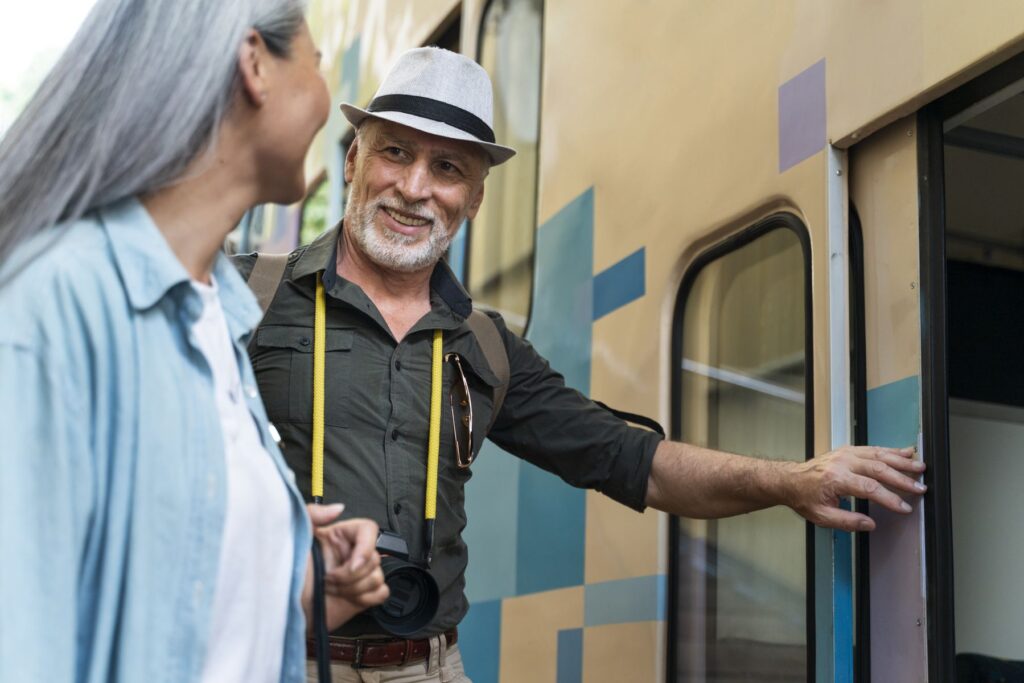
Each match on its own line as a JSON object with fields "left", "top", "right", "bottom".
{"left": 921, "top": 59, "right": 1024, "bottom": 683}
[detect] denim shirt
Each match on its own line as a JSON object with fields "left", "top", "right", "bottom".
{"left": 0, "top": 198, "right": 311, "bottom": 683}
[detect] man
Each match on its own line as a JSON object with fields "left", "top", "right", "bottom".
{"left": 236, "top": 47, "right": 925, "bottom": 682}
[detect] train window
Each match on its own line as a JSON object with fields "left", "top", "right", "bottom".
{"left": 467, "top": 0, "right": 542, "bottom": 334}
{"left": 668, "top": 218, "right": 812, "bottom": 682}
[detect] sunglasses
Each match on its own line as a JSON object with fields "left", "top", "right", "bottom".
{"left": 445, "top": 353, "right": 474, "bottom": 468}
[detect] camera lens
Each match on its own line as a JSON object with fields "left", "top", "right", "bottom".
{"left": 370, "top": 556, "right": 439, "bottom": 637}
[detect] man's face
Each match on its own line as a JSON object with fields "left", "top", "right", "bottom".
{"left": 343, "top": 120, "right": 488, "bottom": 273}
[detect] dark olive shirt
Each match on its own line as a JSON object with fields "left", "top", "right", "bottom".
{"left": 232, "top": 225, "right": 662, "bottom": 637}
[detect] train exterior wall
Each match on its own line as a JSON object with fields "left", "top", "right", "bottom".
{"left": 297, "top": 2, "right": 1024, "bottom": 681}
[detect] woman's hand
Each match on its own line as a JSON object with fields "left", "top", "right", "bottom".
{"left": 303, "top": 504, "right": 390, "bottom": 632}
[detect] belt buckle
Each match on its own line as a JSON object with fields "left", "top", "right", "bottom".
{"left": 351, "top": 639, "right": 367, "bottom": 669}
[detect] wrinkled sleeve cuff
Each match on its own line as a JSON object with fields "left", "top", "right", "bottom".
{"left": 599, "top": 428, "right": 663, "bottom": 512}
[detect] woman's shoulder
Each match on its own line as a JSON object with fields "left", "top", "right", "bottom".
{"left": 0, "top": 213, "right": 127, "bottom": 349}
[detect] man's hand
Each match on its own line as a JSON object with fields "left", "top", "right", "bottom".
{"left": 646, "top": 441, "right": 926, "bottom": 531}
{"left": 303, "top": 504, "right": 390, "bottom": 632}
{"left": 785, "top": 446, "right": 925, "bottom": 531}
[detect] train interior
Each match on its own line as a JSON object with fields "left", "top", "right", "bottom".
{"left": 942, "top": 82, "right": 1024, "bottom": 679}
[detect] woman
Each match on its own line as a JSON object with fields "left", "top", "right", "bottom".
{"left": 0, "top": 1, "right": 387, "bottom": 681}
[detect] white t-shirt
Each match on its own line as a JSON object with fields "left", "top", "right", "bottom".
{"left": 192, "top": 277, "right": 294, "bottom": 683}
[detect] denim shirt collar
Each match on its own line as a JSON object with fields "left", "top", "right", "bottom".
{"left": 100, "top": 197, "right": 262, "bottom": 341}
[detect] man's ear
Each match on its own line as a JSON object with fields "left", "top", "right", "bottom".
{"left": 344, "top": 138, "right": 360, "bottom": 183}
{"left": 238, "top": 30, "right": 271, "bottom": 107}
{"left": 465, "top": 183, "right": 486, "bottom": 221}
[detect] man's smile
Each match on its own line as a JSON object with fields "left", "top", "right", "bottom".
{"left": 380, "top": 205, "right": 432, "bottom": 235}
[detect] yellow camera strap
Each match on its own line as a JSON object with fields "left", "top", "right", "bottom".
{"left": 423, "top": 329, "right": 442, "bottom": 561}
{"left": 311, "top": 275, "right": 442, "bottom": 562}
{"left": 311, "top": 276, "right": 327, "bottom": 503}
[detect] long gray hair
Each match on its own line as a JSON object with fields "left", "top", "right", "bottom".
{"left": 0, "top": 0, "right": 307, "bottom": 266}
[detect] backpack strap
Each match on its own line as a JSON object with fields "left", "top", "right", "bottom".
{"left": 466, "top": 309, "right": 510, "bottom": 435}
{"left": 246, "top": 253, "right": 290, "bottom": 317}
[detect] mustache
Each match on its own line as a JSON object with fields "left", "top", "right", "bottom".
{"left": 372, "top": 197, "right": 439, "bottom": 226}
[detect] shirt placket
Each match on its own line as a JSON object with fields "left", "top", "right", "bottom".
{"left": 385, "top": 340, "right": 407, "bottom": 534}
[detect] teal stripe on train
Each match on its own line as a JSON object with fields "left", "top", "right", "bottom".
{"left": 867, "top": 375, "right": 921, "bottom": 446}
{"left": 516, "top": 188, "right": 595, "bottom": 595}
{"left": 584, "top": 574, "right": 667, "bottom": 626}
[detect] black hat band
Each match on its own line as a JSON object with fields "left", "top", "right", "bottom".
{"left": 366, "top": 94, "right": 496, "bottom": 144}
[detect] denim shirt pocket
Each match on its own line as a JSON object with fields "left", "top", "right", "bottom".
{"left": 253, "top": 325, "right": 355, "bottom": 428}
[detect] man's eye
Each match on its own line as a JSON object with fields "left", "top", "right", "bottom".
{"left": 385, "top": 146, "right": 405, "bottom": 157}
{"left": 437, "top": 161, "right": 460, "bottom": 175}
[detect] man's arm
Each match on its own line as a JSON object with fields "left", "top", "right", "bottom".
{"left": 645, "top": 441, "right": 926, "bottom": 531}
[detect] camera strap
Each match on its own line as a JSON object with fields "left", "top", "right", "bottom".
{"left": 310, "top": 537, "right": 331, "bottom": 683}
{"left": 310, "top": 275, "right": 441, "bottom": 564}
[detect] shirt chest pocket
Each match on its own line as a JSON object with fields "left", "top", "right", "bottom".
{"left": 253, "top": 325, "right": 355, "bottom": 428}
{"left": 445, "top": 351, "right": 503, "bottom": 466}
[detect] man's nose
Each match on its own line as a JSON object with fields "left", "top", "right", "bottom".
{"left": 395, "top": 160, "right": 432, "bottom": 203}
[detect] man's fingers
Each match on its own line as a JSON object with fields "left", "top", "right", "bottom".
{"left": 323, "top": 545, "right": 380, "bottom": 583}
{"left": 811, "top": 505, "right": 875, "bottom": 532}
{"left": 850, "top": 457, "right": 927, "bottom": 496}
{"left": 344, "top": 519, "right": 380, "bottom": 573}
{"left": 307, "top": 503, "right": 345, "bottom": 527}
{"left": 326, "top": 566, "right": 387, "bottom": 602}
{"left": 854, "top": 446, "right": 925, "bottom": 471}
{"left": 845, "top": 473, "right": 914, "bottom": 514}
{"left": 354, "top": 583, "right": 390, "bottom": 609}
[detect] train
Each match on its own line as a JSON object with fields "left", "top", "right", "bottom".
{"left": 231, "top": 1, "right": 1024, "bottom": 681}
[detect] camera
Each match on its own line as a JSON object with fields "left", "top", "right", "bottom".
{"left": 370, "top": 531, "right": 439, "bottom": 636}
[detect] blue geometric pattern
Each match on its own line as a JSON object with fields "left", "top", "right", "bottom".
{"left": 460, "top": 599, "right": 502, "bottom": 683}
{"left": 556, "top": 628, "right": 584, "bottom": 683}
{"left": 515, "top": 188, "right": 594, "bottom": 595}
{"left": 593, "top": 248, "right": 645, "bottom": 321}
{"left": 461, "top": 186, "right": 657, "bottom": 675}
{"left": 584, "top": 574, "right": 666, "bottom": 626}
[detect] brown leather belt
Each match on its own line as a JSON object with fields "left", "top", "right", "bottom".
{"left": 306, "top": 629, "right": 458, "bottom": 668}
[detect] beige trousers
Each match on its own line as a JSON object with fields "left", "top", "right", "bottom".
{"left": 305, "top": 638, "right": 471, "bottom": 683}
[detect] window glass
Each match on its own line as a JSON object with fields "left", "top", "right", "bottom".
{"left": 469, "top": 0, "right": 542, "bottom": 334}
{"left": 672, "top": 225, "right": 809, "bottom": 682}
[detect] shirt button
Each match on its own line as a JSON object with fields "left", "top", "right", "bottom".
{"left": 299, "top": 337, "right": 311, "bottom": 347}
{"left": 394, "top": 360, "right": 402, "bottom": 371}
{"left": 391, "top": 429, "right": 400, "bottom": 441}
{"left": 245, "top": 384, "right": 259, "bottom": 399}
{"left": 394, "top": 503, "right": 402, "bottom": 515}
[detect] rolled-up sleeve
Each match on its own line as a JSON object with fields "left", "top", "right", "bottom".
{"left": 485, "top": 318, "right": 662, "bottom": 512}
{"left": 0, "top": 344, "right": 91, "bottom": 682}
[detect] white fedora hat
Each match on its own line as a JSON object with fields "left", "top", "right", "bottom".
{"left": 340, "top": 47, "right": 516, "bottom": 166}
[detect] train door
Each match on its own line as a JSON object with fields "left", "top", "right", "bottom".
{"left": 850, "top": 54, "right": 1024, "bottom": 683}
{"left": 918, "top": 55, "right": 1024, "bottom": 683}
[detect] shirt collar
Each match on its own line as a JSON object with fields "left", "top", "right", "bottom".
{"left": 100, "top": 197, "right": 191, "bottom": 312}
{"left": 293, "top": 221, "right": 473, "bottom": 320}
{"left": 100, "top": 197, "right": 262, "bottom": 340}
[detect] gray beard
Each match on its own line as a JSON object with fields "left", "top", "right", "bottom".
{"left": 346, "top": 196, "right": 453, "bottom": 273}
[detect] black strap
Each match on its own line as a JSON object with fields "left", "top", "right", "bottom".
{"left": 466, "top": 309, "right": 509, "bottom": 436}
{"left": 367, "top": 94, "right": 496, "bottom": 144}
{"left": 311, "top": 538, "right": 331, "bottom": 683}
{"left": 594, "top": 401, "right": 666, "bottom": 437}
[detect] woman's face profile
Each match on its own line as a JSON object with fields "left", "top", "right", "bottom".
{"left": 251, "top": 20, "right": 331, "bottom": 205}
